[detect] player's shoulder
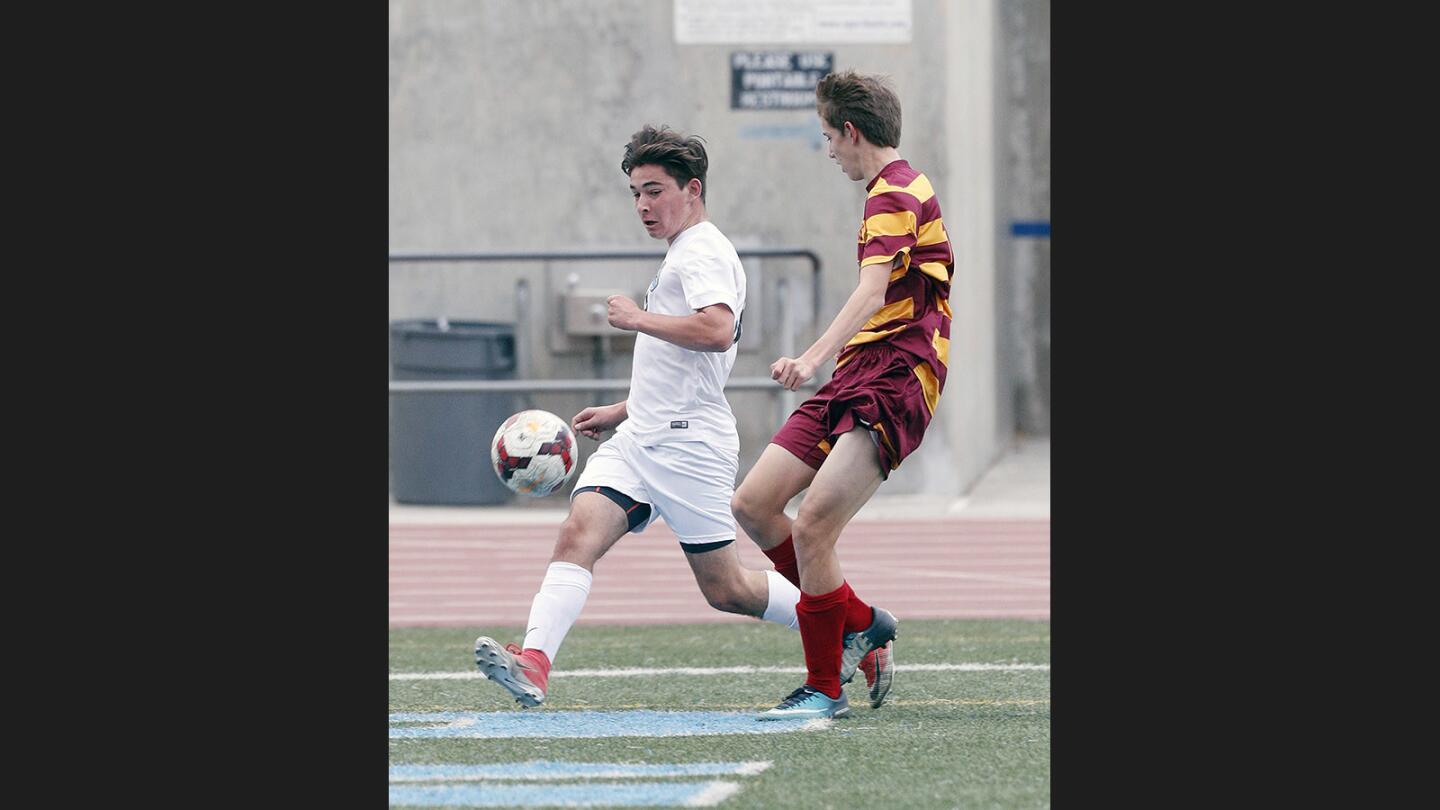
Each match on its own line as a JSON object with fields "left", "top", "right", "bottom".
{"left": 671, "top": 222, "right": 741, "bottom": 265}
{"left": 867, "top": 161, "right": 935, "bottom": 207}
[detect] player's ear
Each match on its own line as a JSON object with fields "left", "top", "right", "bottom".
{"left": 687, "top": 177, "right": 702, "bottom": 200}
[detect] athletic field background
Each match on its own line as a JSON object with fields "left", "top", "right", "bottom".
{"left": 391, "top": 620, "right": 1049, "bottom": 807}
{"left": 390, "top": 515, "right": 1050, "bottom": 807}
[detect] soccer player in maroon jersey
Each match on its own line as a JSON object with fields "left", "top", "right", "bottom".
{"left": 733, "top": 71, "right": 955, "bottom": 719}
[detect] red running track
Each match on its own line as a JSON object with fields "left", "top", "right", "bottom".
{"left": 390, "top": 518, "right": 1049, "bottom": 627}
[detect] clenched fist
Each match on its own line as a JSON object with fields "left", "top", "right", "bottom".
{"left": 607, "top": 295, "right": 643, "bottom": 331}
{"left": 572, "top": 402, "right": 626, "bottom": 440}
{"left": 770, "top": 356, "right": 816, "bottom": 391}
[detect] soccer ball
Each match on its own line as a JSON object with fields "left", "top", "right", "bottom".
{"left": 490, "top": 409, "right": 578, "bottom": 497}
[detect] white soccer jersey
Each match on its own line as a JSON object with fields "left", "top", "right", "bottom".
{"left": 616, "top": 220, "right": 746, "bottom": 451}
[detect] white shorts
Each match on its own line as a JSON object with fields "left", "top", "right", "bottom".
{"left": 571, "top": 430, "right": 739, "bottom": 545}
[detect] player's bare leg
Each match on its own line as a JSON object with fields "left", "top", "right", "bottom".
{"left": 475, "top": 492, "right": 630, "bottom": 707}
{"left": 758, "top": 428, "right": 893, "bottom": 719}
{"left": 731, "top": 443, "right": 817, "bottom": 551}
{"left": 795, "top": 429, "right": 897, "bottom": 702}
{"left": 790, "top": 428, "right": 883, "bottom": 593}
{"left": 682, "top": 541, "right": 801, "bottom": 630}
{"left": 685, "top": 542, "right": 769, "bottom": 616}
{"left": 548, "top": 491, "right": 631, "bottom": 569}
{"left": 730, "top": 441, "right": 815, "bottom": 624}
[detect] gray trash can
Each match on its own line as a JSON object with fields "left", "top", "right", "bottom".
{"left": 389, "top": 319, "right": 518, "bottom": 505}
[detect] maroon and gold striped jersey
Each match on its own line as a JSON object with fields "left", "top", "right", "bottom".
{"left": 839, "top": 159, "right": 954, "bottom": 416}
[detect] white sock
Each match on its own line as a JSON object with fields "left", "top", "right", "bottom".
{"left": 761, "top": 569, "right": 801, "bottom": 631}
{"left": 522, "top": 561, "right": 593, "bottom": 664}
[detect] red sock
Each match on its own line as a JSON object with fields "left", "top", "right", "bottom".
{"left": 761, "top": 536, "right": 800, "bottom": 587}
{"left": 842, "top": 582, "right": 872, "bottom": 634}
{"left": 765, "top": 538, "right": 868, "bottom": 632}
{"left": 796, "top": 583, "right": 850, "bottom": 698}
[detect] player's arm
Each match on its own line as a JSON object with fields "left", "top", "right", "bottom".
{"left": 573, "top": 399, "right": 627, "bottom": 439}
{"left": 606, "top": 297, "right": 736, "bottom": 352}
{"left": 770, "top": 261, "right": 893, "bottom": 391}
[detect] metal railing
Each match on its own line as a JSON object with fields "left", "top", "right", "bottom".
{"left": 387, "top": 249, "right": 825, "bottom": 420}
{"left": 388, "top": 248, "right": 821, "bottom": 323}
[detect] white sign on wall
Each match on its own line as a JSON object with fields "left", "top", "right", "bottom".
{"left": 674, "top": 0, "right": 912, "bottom": 45}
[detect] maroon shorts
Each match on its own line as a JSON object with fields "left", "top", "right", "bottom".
{"left": 770, "top": 342, "right": 939, "bottom": 478}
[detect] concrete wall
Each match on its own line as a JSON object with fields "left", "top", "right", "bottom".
{"left": 389, "top": 0, "right": 1011, "bottom": 498}
{"left": 1001, "top": 0, "right": 1050, "bottom": 436}
{"left": 913, "top": 0, "right": 1002, "bottom": 499}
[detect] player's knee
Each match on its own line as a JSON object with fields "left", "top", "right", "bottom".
{"left": 731, "top": 485, "right": 772, "bottom": 529}
{"left": 552, "top": 516, "right": 602, "bottom": 567}
{"left": 790, "top": 512, "right": 836, "bottom": 558}
{"left": 730, "top": 490, "right": 755, "bottom": 526}
{"left": 701, "top": 585, "right": 747, "bottom": 615}
{"left": 693, "top": 574, "right": 744, "bottom": 615}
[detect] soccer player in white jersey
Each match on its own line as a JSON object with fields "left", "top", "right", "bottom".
{"left": 474, "top": 125, "right": 802, "bottom": 707}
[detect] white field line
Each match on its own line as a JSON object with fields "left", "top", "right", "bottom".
{"left": 686, "top": 781, "right": 742, "bottom": 807}
{"left": 388, "top": 761, "right": 774, "bottom": 783}
{"left": 390, "top": 663, "right": 1049, "bottom": 681}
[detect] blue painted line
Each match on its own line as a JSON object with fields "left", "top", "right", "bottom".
{"left": 391, "top": 761, "right": 762, "bottom": 781}
{"left": 1010, "top": 220, "right": 1051, "bottom": 237}
{"left": 389, "top": 780, "right": 727, "bottom": 807}
{"left": 738, "top": 124, "right": 825, "bottom": 150}
{"left": 389, "top": 710, "right": 818, "bottom": 739}
{"left": 739, "top": 124, "right": 818, "bottom": 139}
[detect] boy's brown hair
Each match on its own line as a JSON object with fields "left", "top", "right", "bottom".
{"left": 621, "top": 125, "right": 709, "bottom": 202}
{"left": 815, "top": 70, "right": 902, "bottom": 148}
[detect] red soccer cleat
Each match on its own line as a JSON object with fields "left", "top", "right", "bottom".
{"left": 857, "top": 641, "right": 894, "bottom": 708}
{"left": 474, "top": 636, "right": 551, "bottom": 707}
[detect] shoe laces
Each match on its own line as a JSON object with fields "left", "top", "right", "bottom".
{"left": 775, "top": 685, "right": 818, "bottom": 709}
{"left": 504, "top": 643, "right": 524, "bottom": 656}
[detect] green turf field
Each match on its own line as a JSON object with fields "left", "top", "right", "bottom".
{"left": 390, "top": 619, "right": 1050, "bottom": 808}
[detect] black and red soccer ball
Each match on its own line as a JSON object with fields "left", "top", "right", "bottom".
{"left": 489, "top": 409, "right": 578, "bottom": 497}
